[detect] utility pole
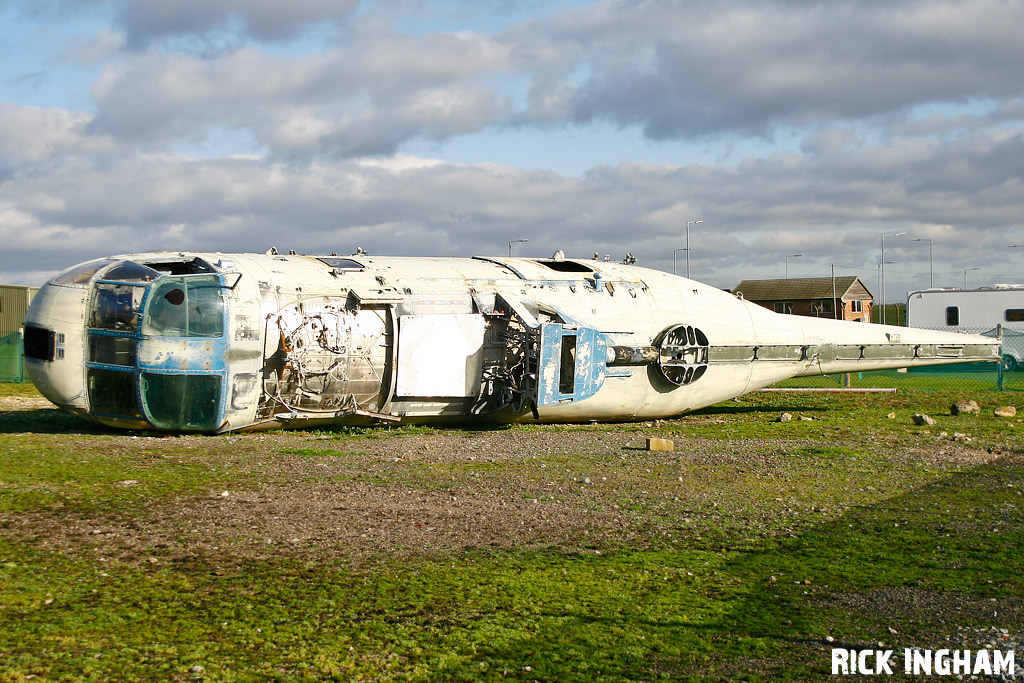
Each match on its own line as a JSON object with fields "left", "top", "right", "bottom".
{"left": 785, "top": 254, "right": 802, "bottom": 279}
{"left": 685, "top": 219, "right": 703, "bottom": 279}
{"left": 881, "top": 232, "right": 906, "bottom": 325}
{"left": 912, "top": 237, "right": 933, "bottom": 288}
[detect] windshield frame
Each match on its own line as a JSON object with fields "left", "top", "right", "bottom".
{"left": 83, "top": 268, "right": 229, "bottom": 429}
{"left": 141, "top": 273, "right": 226, "bottom": 339}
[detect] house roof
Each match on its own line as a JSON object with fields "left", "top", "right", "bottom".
{"left": 733, "top": 276, "right": 874, "bottom": 302}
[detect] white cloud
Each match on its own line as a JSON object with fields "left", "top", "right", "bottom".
{"left": 3, "top": 0, "right": 1024, "bottom": 302}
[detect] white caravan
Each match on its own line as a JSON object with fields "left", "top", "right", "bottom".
{"left": 907, "top": 284, "right": 1024, "bottom": 371}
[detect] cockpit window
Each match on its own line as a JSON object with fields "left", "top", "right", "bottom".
{"left": 141, "top": 373, "right": 221, "bottom": 431}
{"left": 90, "top": 284, "right": 146, "bottom": 331}
{"left": 87, "top": 368, "right": 140, "bottom": 417}
{"left": 102, "top": 261, "right": 162, "bottom": 282}
{"left": 143, "top": 275, "right": 224, "bottom": 338}
{"left": 53, "top": 259, "right": 118, "bottom": 286}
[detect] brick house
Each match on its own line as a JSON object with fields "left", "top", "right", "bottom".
{"left": 732, "top": 276, "right": 874, "bottom": 322}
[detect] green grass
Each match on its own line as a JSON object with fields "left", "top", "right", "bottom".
{"left": 1, "top": 384, "right": 1022, "bottom": 681}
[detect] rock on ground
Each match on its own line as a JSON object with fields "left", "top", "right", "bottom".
{"left": 951, "top": 399, "right": 981, "bottom": 416}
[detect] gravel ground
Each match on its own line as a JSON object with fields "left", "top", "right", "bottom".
{"left": 2, "top": 394, "right": 1022, "bottom": 680}
{"left": 4, "top": 417, "right": 1014, "bottom": 567}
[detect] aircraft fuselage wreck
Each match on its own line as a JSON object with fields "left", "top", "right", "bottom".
{"left": 24, "top": 252, "right": 999, "bottom": 433}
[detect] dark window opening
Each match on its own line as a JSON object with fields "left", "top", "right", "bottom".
{"left": 87, "top": 368, "right": 140, "bottom": 417}
{"left": 534, "top": 260, "right": 596, "bottom": 273}
{"left": 946, "top": 306, "right": 960, "bottom": 326}
{"left": 89, "top": 335, "right": 137, "bottom": 367}
{"left": 141, "top": 373, "right": 221, "bottom": 431}
{"left": 1006, "top": 309, "right": 1024, "bottom": 322}
{"left": 851, "top": 300, "right": 864, "bottom": 313}
{"left": 774, "top": 301, "right": 794, "bottom": 314}
{"left": 24, "top": 325, "right": 55, "bottom": 361}
{"left": 102, "top": 261, "right": 162, "bottom": 282}
{"left": 142, "top": 258, "right": 216, "bottom": 276}
{"left": 90, "top": 283, "right": 145, "bottom": 332}
{"left": 318, "top": 257, "right": 365, "bottom": 270}
{"left": 559, "top": 335, "right": 577, "bottom": 394}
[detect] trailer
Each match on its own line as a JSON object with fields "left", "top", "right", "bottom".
{"left": 907, "top": 284, "right": 1024, "bottom": 371}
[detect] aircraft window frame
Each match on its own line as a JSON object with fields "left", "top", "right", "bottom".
{"left": 143, "top": 257, "right": 217, "bottom": 276}
{"left": 88, "top": 334, "right": 138, "bottom": 367}
{"left": 142, "top": 275, "right": 225, "bottom": 338}
{"left": 318, "top": 257, "right": 365, "bottom": 270}
{"left": 101, "top": 261, "right": 163, "bottom": 283}
{"left": 87, "top": 367, "right": 141, "bottom": 418}
{"left": 53, "top": 259, "right": 118, "bottom": 286}
{"left": 89, "top": 283, "right": 147, "bottom": 332}
{"left": 533, "top": 260, "right": 596, "bottom": 273}
{"left": 140, "top": 372, "right": 222, "bottom": 431}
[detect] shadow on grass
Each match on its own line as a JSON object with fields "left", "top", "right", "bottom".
{"left": 0, "top": 408, "right": 120, "bottom": 435}
{"left": 691, "top": 403, "right": 832, "bottom": 417}
{"left": 427, "top": 458, "right": 1024, "bottom": 681}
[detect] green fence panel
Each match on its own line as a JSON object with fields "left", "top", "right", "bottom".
{"left": 0, "top": 332, "right": 25, "bottom": 382}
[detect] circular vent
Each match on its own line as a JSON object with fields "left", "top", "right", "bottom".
{"left": 657, "top": 324, "right": 709, "bottom": 386}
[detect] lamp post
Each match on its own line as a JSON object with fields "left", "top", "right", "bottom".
{"left": 508, "top": 239, "right": 528, "bottom": 257}
{"left": 672, "top": 248, "right": 689, "bottom": 276}
{"left": 964, "top": 267, "right": 980, "bottom": 289}
{"left": 877, "top": 261, "right": 894, "bottom": 317}
{"left": 785, "top": 254, "right": 802, "bottom": 279}
{"left": 912, "top": 237, "right": 933, "bottom": 288}
{"left": 881, "top": 232, "right": 906, "bottom": 325}
{"left": 685, "top": 219, "right": 703, "bottom": 279}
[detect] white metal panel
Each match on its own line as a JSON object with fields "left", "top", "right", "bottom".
{"left": 396, "top": 314, "right": 485, "bottom": 397}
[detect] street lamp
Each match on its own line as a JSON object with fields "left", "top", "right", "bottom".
{"left": 685, "top": 219, "right": 703, "bottom": 279}
{"left": 877, "top": 261, "right": 894, "bottom": 316}
{"left": 785, "top": 254, "right": 802, "bottom": 279}
{"left": 508, "top": 239, "right": 528, "bottom": 257}
{"left": 964, "top": 267, "right": 980, "bottom": 289}
{"left": 912, "top": 238, "right": 934, "bottom": 288}
{"left": 881, "top": 232, "right": 906, "bottom": 325}
{"left": 672, "top": 248, "right": 689, "bottom": 276}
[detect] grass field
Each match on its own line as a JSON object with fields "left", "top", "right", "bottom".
{"left": 1, "top": 383, "right": 1022, "bottom": 681}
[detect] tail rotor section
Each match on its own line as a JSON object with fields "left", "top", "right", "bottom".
{"left": 655, "top": 324, "right": 709, "bottom": 386}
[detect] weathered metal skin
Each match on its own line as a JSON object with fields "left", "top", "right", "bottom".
{"left": 23, "top": 251, "right": 1000, "bottom": 433}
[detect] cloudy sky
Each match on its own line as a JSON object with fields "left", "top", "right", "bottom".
{"left": 2, "top": 0, "right": 1024, "bottom": 301}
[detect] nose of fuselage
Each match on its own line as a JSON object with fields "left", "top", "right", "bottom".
{"left": 24, "top": 281, "right": 90, "bottom": 414}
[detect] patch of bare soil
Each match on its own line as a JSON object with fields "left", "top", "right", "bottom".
{"left": 3, "top": 428, "right": 1013, "bottom": 568}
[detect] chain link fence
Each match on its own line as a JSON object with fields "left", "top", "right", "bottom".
{"left": 776, "top": 326, "right": 1021, "bottom": 392}
{"left": 0, "top": 332, "right": 25, "bottom": 383}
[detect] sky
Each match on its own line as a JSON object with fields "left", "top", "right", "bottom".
{"left": 2, "top": 0, "right": 1024, "bottom": 302}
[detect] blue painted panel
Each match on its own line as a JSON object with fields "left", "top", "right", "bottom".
{"left": 536, "top": 323, "right": 608, "bottom": 405}
{"left": 136, "top": 338, "right": 229, "bottom": 374}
